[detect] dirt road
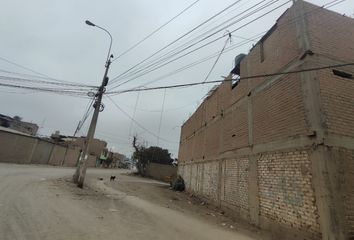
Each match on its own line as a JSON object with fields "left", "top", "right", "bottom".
{"left": 0, "top": 163, "right": 267, "bottom": 240}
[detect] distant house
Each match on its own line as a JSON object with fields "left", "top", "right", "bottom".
{"left": 97, "top": 149, "right": 129, "bottom": 168}
{"left": 50, "top": 131, "right": 107, "bottom": 157}
{"left": 0, "top": 114, "right": 38, "bottom": 136}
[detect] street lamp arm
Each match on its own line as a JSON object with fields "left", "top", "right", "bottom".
{"left": 94, "top": 25, "right": 113, "bottom": 64}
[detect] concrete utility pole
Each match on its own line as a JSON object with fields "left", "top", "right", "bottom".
{"left": 73, "top": 20, "right": 113, "bottom": 188}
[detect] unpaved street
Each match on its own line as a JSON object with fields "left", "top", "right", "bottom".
{"left": 0, "top": 164, "right": 267, "bottom": 240}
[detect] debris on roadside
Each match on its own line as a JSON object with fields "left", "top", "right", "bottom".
{"left": 206, "top": 212, "right": 216, "bottom": 217}
{"left": 171, "top": 175, "right": 185, "bottom": 192}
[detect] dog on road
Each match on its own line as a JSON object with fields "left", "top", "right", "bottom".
{"left": 110, "top": 175, "right": 116, "bottom": 181}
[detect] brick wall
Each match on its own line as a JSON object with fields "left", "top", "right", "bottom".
{"left": 258, "top": 150, "right": 320, "bottom": 237}
{"left": 0, "top": 129, "right": 37, "bottom": 164}
{"left": 307, "top": 3, "right": 354, "bottom": 63}
{"left": 318, "top": 69, "right": 354, "bottom": 137}
{"left": 180, "top": 149, "right": 321, "bottom": 238}
{"left": 178, "top": 2, "right": 354, "bottom": 239}
{"left": 145, "top": 162, "right": 177, "bottom": 182}
{"left": 201, "top": 161, "right": 219, "bottom": 202}
{"left": 222, "top": 102, "right": 249, "bottom": 152}
{"left": 204, "top": 121, "right": 221, "bottom": 158}
{"left": 48, "top": 145, "right": 67, "bottom": 166}
{"left": 190, "top": 163, "right": 198, "bottom": 192}
{"left": 223, "top": 157, "right": 249, "bottom": 215}
{"left": 62, "top": 147, "right": 80, "bottom": 167}
{"left": 252, "top": 73, "right": 308, "bottom": 144}
{"left": 333, "top": 148, "right": 354, "bottom": 239}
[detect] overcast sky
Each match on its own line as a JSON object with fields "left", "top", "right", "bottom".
{"left": 0, "top": 0, "right": 353, "bottom": 157}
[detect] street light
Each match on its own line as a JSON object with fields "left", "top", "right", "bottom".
{"left": 73, "top": 20, "right": 114, "bottom": 188}
{"left": 85, "top": 20, "right": 95, "bottom": 26}
{"left": 85, "top": 20, "right": 113, "bottom": 65}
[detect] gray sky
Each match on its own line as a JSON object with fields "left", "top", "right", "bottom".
{"left": 0, "top": 0, "right": 353, "bottom": 157}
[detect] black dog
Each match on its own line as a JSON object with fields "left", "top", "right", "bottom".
{"left": 110, "top": 175, "right": 116, "bottom": 181}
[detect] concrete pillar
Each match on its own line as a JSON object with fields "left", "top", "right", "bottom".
{"left": 293, "top": 2, "right": 346, "bottom": 238}
{"left": 218, "top": 159, "right": 224, "bottom": 207}
{"left": 28, "top": 138, "right": 38, "bottom": 164}
{"left": 219, "top": 160, "right": 226, "bottom": 205}
{"left": 293, "top": 0, "right": 311, "bottom": 53}
{"left": 247, "top": 96, "right": 253, "bottom": 146}
{"left": 61, "top": 146, "right": 69, "bottom": 166}
{"left": 300, "top": 61, "right": 325, "bottom": 140}
{"left": 309, "top": 146, "right": 346, "bottom": 239}
{"left": 248, "top": 155, "right": 260, "bottom": 226}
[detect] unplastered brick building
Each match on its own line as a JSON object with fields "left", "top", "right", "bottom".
{"left": 178, "top": 1, "right": 354, "bottom": 239}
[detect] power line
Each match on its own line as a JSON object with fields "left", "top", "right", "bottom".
{"left": 109, "top": 0, "right": 345, "bottom": 90}
{"left": 106, "top": 95, "right": 179, "bottom": 144}
{"left": 111, "top": 0, "right": 202, "bottom": 62}
{"left": 203, "top": 32, "right": 231, "bottom": 83}
{"left": 0, "top": 82, "right": 91, "bottom": 97}
{"left": 0, "top": 74, "right": 97, "bottom": 88}
{"left": 108, "top": 0, "right": 266, "bottom": 85}
{"left": 0, "top": 74, "right": 95, "bottom": 97}
{"left": 157, "top": 89, "right": 167, "bottom": 145}
{"left": 107, "top": 0, "right": 244, "bottom": 85}
{"left": 119, "top": 98, "right": 200, "bottom": 113}
{"left": 128, "top": 91, "right": 141, "bottom": 138}
{"left": 111, "top": 0, "right": 281, "bottom": 84}
{"left": 146, "top": 0, "right": 251, "bottom": 61}
{"left": 109, "top": 0, "right": 345, "bottom": 91}
{"left": 0, "top": 56, "right": 83, "bottom": 85}
{"left": 109, "top": 0, "right": 291, "bottom": 89}
{"left": 106, "top": 62, "right": 354, "bottom": 95}
{"left": 73, "top": 97, "right": 95, "bottom": 136}
{"left": 128, "top": 33, "right": 262, "bottom": 90}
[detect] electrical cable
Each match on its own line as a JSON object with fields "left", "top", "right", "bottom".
{"left": 109, "top": 0, "right": 345, "bottom": 91}
{"left": 73, "top": 97, "right": 96, "bottom": 136}
{"left": 203, "top": 32, "right": 231, "bottom": 83}
{"left": 157, "top": 89, "right": 167, "bottom": 145}
{"left": 109, "top": 0, "right": 344, "bottom": 89}
{"left": 118, "top": 99, "right": 201, "bottom": 113}
{"left": 0, "top": 74, "right": 97, "bottom": 88}
{"left": 128, "top": 91, "right": 141, "bottom": 138}
{"left": 126, "top": 34, "right": 262, "bottom": 91}
{"left": 0, "top": 82, "right": 90, "bottom": 96}
{"left": 112, "top": 0, "right": 202, "bottom": 62}
{"left": 106, "top": 62, "right": 354, "bottom": 95}
{"left": 106, "top": 95, "right": 179, "bottom": 144}
{"left": 109, "top": 0, "right": 291, "bottom": 89}
{"left": 107, "top": 0, "right": 244, "bottom": 85}
{"left": 111, "top": 0, "right": 281, "bottom": 83}
{"left": 0, "top": 56, "right": 84, "bottom": 85}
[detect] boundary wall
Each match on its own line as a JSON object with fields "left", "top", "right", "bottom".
{"left": 0, "top": 129, "right": 96, "bottom": 168}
